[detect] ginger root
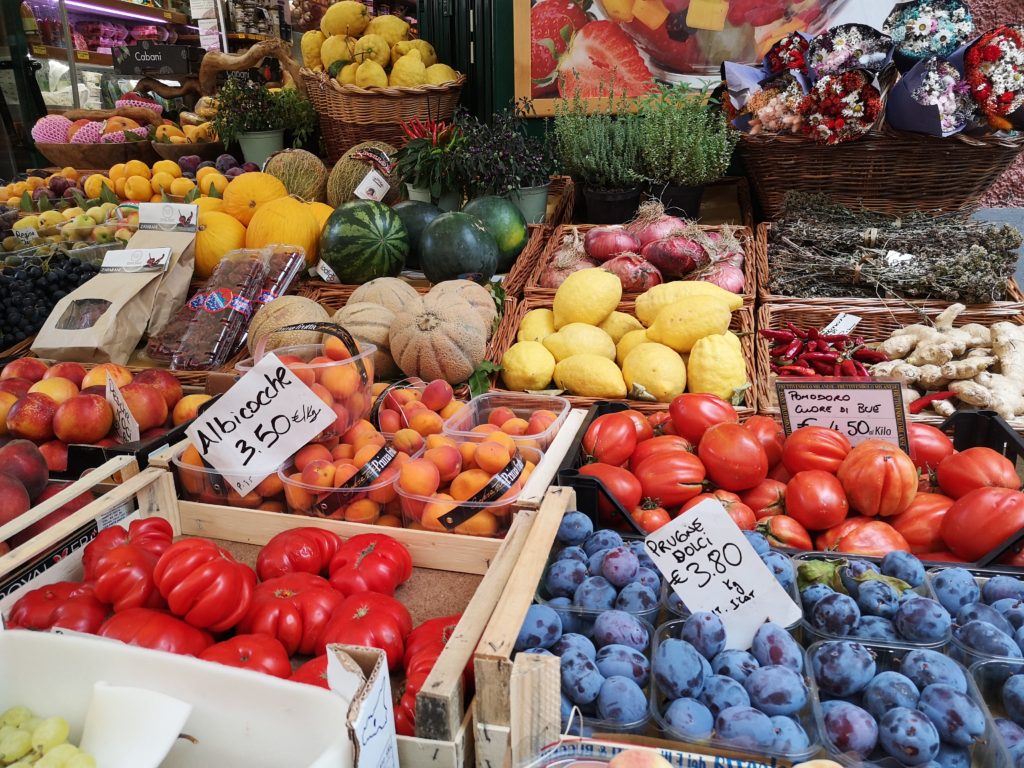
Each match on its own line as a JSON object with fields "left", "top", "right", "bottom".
{"left": 950, "top": 373, "right": 1024, "bottom": 419}
{"left": 939, "top": 356, "right": 996, "bottom": 381}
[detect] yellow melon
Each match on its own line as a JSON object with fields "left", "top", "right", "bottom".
{"left": 222, "top": 172, "right": 287, "bottom": 226}
{"left": 195, "top": 210, "right": 247, "bottom": 279}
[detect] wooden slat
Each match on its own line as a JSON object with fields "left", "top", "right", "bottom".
{"left": 516, "top": 409, "right": 586, "bottom": 510}
{"left": 510, "top": 653, "right": 561, "bottom": 768}
{"left": 475, "top": 723, "right": 510, "bottom": 768}
{"left": 398, "top": 705, "right": 474, "bottom": 768}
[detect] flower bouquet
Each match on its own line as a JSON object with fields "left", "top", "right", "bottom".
{"left": 963, "top": 24, "right": 1024, "bottom": 131}
{"left": 798, "top": 70, "right": 883, "bottom": 144}
{"left": 809, "top": 24, "right": 894, "bottom": 77}
{"left": 764, "top": 32, "right": 812, "bottom": 78}
{"left": 884, "top": 0, "right": 974, "bottom": 70}
{"left": 887, "top": 57, "right": 975, "bottom": 136}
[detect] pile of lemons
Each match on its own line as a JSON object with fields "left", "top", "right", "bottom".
{"left": 301, "top": 0, "right": 460, "bottom": 89}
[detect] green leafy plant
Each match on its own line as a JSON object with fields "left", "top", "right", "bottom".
{"left": 211, "top": 75, "right": 317, "bottom": 148}
{"left": 394, "top": 118, "right": 465, "bottom": 198}
{"left": 637, "top": 83, "right": 738, "bottom": 187}
{"left": 552, "top": 83, "right": 645, "bottom": 191}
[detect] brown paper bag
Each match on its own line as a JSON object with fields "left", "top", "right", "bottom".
{"left": 131, "top": 229, "right": 196, "bottom": 337}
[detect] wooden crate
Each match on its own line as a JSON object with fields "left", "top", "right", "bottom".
{"left": 0, "top": 467, "right": 567, "bottom": 768}
{"left": 503, "top": 225, "right": 551, "bottom": 299}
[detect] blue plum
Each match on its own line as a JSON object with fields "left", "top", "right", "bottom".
{"left": 863, "top": 671, "right": 920, "bottom": 720}
{"left": 743, "top": 665, "right": 808, "bottom": 716}
{"left": 681, "top": 612, "right": 726, "bottom": 660}
{"left": 715, "top": 706, "right": 776, "bottom": 750}
{"left": 894, "top": 596, "right": 951, "bottom": 643}
{"left": 878, "top": 707, "right": 940, "bottom": 766}
{"left": 810, "top": 641, "right": 876, "bottom": 697}
{"left": 627, "top": 541, "right": 657, "bottom": 572}
{"left": 984, "top": 575, "right": 1024, "bottom": 605}
{"left": 614, "top": 582, "right": 659, "bottom": 614}
{"left": 545, "top": 559, "right": 587, "bottom": 598}
{"left": 596, "top": 676, "right": 647, "bottom": 724}
{"left": 1003, "top": 674, "right": 1024, "bottom": 726}
{"left": 583, "top": 530, "right": 623, "bottom": 556}
{"left": 663, "top": 698, "right": 713, "bottom": 740}
{"left": 853, "top": 615, "right": 901, "bottom": 642}
{"left": 811, "top": 592, "right": 861, "bottom": 636}
{"left": 742, "top": 530, "right": 770, "bottom": 557}
{"left": 557, "top": 546, "right": 588, "bottom": 565}
{"left": 956, "top": 619, "right": 1021, "bottom": 659}
{"left": 840, "top": 559, "right": 880, "bottom": 597}
{"left": 992, "top": 599, "right": 1024, "bottom": 631}
{"left": 592, "top": 610, "right": 648, "bottom": 651}
{"left": 573, "top": 576, "right": 617, "bottom": 611}
{"left": 801, "top": 584, "right": 835, "bottom": 613}
{"left": 547, "top": 596, "right": 582, "bottom": 636}
{"left": 857, "top": 580, "right": 900, "bottom": 619}
{"left": 770, "top": 716, "right": 810, "bottom": 753}
{"left": 931, "top": 568, "right": 980, "bottom": 615}
{"left": 601, "top": 546, "right": 639, "bottom": 587}
{"left": 934, "top": 743, "right": 971, "bottom": 768}
{"left": 588, "top": 549, "right": 611, "bottom": 577}
{"left": 918, "top": 684, "right": 985, "bottom": 746}
{"left": 560, "top": 648, "right": 605, "bottom": 705}
{"left": 761, "top": 551, "right": 796, "bottom": 593}
{"left": 557, "top": 512, "right": 593, "bottom": 546}
{"left": 595, "top": 644, "right": 650, "bottom": 687}
{"left": 956, "top": 602, "right": 1014, "bottom": 636}
{"left": 751, "top": 622, "right": 804, "bottom": 672}
{"left": 653, "top": 638, "right": 706, "bottom": 699}
{"left": 552, "top": 633, "right": 596, "bottom": 660}
{"left": 698, "top": 674, "right": 750, "bottom": 718}
{"left": 516, "top": 604, "right": 563, "bottom": 651}
{"left": 820, "top": 700, "right": 878, "bottom": 759}
{"left": 522, "top": 648, "right": 554, "bottom": 655}
{"left": 635, "top": 566, "right": 662, "bottom": 592}
{"left": 882, "top": 551, "right": 926, "bottom": 587}
{"left": 711, "top": 650, "right": 760, "bottom": 685}
{"left": 997, "top": 717, "right": 1024, "bottom": 762}
{"left": 900, "top": 649, "right": 968, "bottom": 693}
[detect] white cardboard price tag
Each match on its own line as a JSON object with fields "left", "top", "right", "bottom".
{"left": 100, "top": 247, "right": 171, "bottom": 273}
{"left": 13, "top": 228, "right": 36, "bottom": 244}
{"left": 184, "top": 352, "right": 335, "bottom": 495}
{"left": 138, "top": 202, "right": 198, "bottom": 232}
{"left": 821, "top": 312, "right": 862, "bottom": 336}
{"left": 353, "top": 170, "right": 390, "bottom": 202}
{"left": 644, "top": 500, "right": 802, "bottom": 650}
{"left": 776, "top": 379, "right": 910, "bottom": 452}
{"left": 106, "top": 374, "right": 140, "bottom": 444}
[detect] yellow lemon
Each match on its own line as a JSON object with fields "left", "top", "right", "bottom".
{"left": 636, "top": 281, "right": 742, "bottom": 326}
{"left": 616, "top": 328, "right": 649, "bottom": 366}
{"left": 354, "top": 59, "right": 388, "bottom": 88}
{"left": 517, "top": 308, "right": 555, "bottom": 343}
{"left": 622, "top": 342, "right": 687, "bottom": 402}
{"left": 425, "top": 63, "right": 459, "bottom": 84}
{"left": 83, "top": 174, "right": 113, "bottom": 199}
{"left": 501, "top": 341, "right": 556, "bottom": 391}
{"left": 687, "top": 333, "right": 748, "bottom": 402}
{"left": 320, "top": 0, "right": 369, "bottom": 37}
{"left": 552, "top": 268, "right": 621, "bottom": 329}
{"left": 392, "top": 39, "right": 437, "bottom": 67}
{"left": 554, "top": 355, "right": 627, "bottom": 398}
{"left": 598, "top": 311, "right": 644, "bottom": 343}
{"left": 337, "top": 61, "right": 360, "bottom": 85}
{"left": 542, "top": 323, "right": 616, "bottom": 363}
{"left": 364, "top": 14, "right": 409, "bottom": 46}
{"left": 321, "top": 34, "right": 355, "bottom": 70}
{"left": 353, "top": 33, "right": 391, "bottom": 68}
{"left": 388, "top": 49, "right": 426, "bottom": 87}
{"left": 645, "top": 295, "right": 732, "bottom": 353}
{"left": 301, "top": 29, "right": 325, "bottom": 69}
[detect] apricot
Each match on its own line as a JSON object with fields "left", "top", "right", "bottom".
{"left": 324, "top": 334, "right": 360, "bottom": 361}
{"left": 320, "top": 364, "right": 360, "bottom": 400}
{"left": 458, "top": 442, "right": 478, "bottom": 470}
{"left": 283, "top": 473, "right": 315, "bottom": 512}
{"left": 286, "top": 362, "right": 315, "bottom": 388}
{"left": 332, "top": 444, "right": 355, "bottom": 461}
{"left": 345, "top": 498, "right": 380, "bottom": 524}
{"left": 331, "top": 403, "right": 351, "bottom": 436}
{"left": 527, "top": 410, "right": 557, "bottom": 435}
{"left": 29, "top": 377, "right": 78, "bottom": 405}
{"left": 346, "top": 390, "right": 370, "bottom": 422}
{"left": 421, "top": 380, "right": 454, "bottom": 412}
{"left": 321, "top": 436, "right": 340, "bottom": 451}
{"left": 455, "top": 510, "right": 500, "bottom": 537}
{"left": 500, "top": 418, "right": 530, "bottom": 436}
{"left": 376, "top": 514, "right": 403, "bottom": 528}
{"left": 439, "top": 401, "right": 465, "bottom": 420}
{"left": 450, "top": 469, "right": 492, "bottom": 501}
{"left": 475, "top": 440, "right": 513, "bottom": 474}
{"left": 294, "top": 444, "right": 333, "bottom": 472}
{"left": 470, "top": 423, "right": 499, "bottom": 434}
{"left": 421, "top": 493, "right": 458, "bottom": 532}
{"left": 399, "top": 458, "right": 440, "bottom": 496}
{"left": 309, "top": 383, "right": 334, "bottom": 408}
{"left": 371, "top": 382, "right": 390, "bottom": 396}
{"left": 393, "top": 428, "right": 424, "bottom": 455}
{"left": 378, "top": 408, "right": 403, "bottom": 433}
{"left": 425, "top": 434, "right": 458, "bottom": 450}
{"left": 352, "top": 430, "right": 386, "bottom": 454}
{"left": 258, "top": 500, "right": 286, "bottom": 513}
{"left": 408, "top": 410, "right": 443, "bottom": 436}
{"left": 487, "top": 407, "right": 517, "bottom": 427}
{"left": 227, "top": 488, "right": 263, "bottom": 509}
{"left": 255, "top": 472, "right": 284, "bottom": 498}
{"left": 354, "top": 442, "right": 387, "bottom": 467}
{"left": 344, "top": 419, "right": 378, "bottom": 445}
{"left": 301, "top": 459, "right": 336, "bottom": 488}
{"left": 177, "top": 445, "right": 206, "bottom": 497}
{"left": 386, "top": 388, "right": 418, "bottom": 408}
{"left": 424, "top": 445, "right": 462, "bottom": 483}
{"left": 309, "top": 356, "right": 334, "bottom": 367}
{"left": 332, "top": 463, "right": 359, "bottom": 488}
{"left": 484, "top": 430, "right": 516, "bottom": 455}
{"left": 400, "top": 400, "right": 429, "bottom": 421}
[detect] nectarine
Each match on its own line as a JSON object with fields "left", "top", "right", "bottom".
{"left": 172, "top": 394, "right": 212, "bottom": 426}
{"left": 6, "top": 393, "right": 58, "bottom": 442}
{"left": 53, "top": 394, "right": 114, "bottom": 445}
{"left": 28, "top": 377, "right": 78, "bottom": 405}
{"left": 38, "top": 440, "right": 68, "bottom": 472}
{"left": 0, "top": 440, "right": 48, "bottom": 499}
{"left": 43, "top": 362, "right": 87, "bottom": 387}
{"left": 0, "top": 391, "right": 17, "bottom": 435}
{"left": 0, "top": 378, "right": 32, "bottom": 398}
{"left": 133, "top": 369, "right": 184, "bottom": 410}
{"left": 81, "top": 363, "right": 132, "bottom": 390}
{"left": 1, "top": 358, "right": 48, "bottom": 383}
{"left": 121, "top": 383, "right": 168, "bottom": 432}
{"left": 0, "top": 471, "right": 31, "bottom": 526}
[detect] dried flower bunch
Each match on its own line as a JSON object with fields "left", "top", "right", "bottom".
{"left": 911, "top": 58, "right": 974, "bottom": 134}
{"left": 798, "top": 70, "right": 883, "bottom": 144}
{"left": 765, "top": 32, "right": 811, "bottom": 77}
{"left": 884, "top": 0, "right": 974, "bottom": 61}
{"left": 965, "top": 24, "right": 1024, "bottom": 130}
{"left": 809, "top": 24, "right": 893, "bottom": 77}
{"left": 746, "top": 76, "right": 806, "bottom": 135}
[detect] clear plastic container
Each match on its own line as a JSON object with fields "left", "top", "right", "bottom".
{"left": 397, "top": 444, "right": 542, "bottom": 538}
{"left": 58, "top": 203, "right": 139, "bottom": 245}
{"left": 278, "top": 451, "right": 403, "bottom": 525}
{"left": 650, "top": 618, "right": 819, "bottom": 764}
{"left": 171, "top": 447, "right": 285, "bottom": 511}
{"left": 970, "top": 658, "right": 1024, "bottom": 762}
{"left": 441, "top": 392, "right": 570, "bottom": 451}
{"left": 806, "top": 639, "right": 1007, "bottom": 768}
{"left": 371, "top": 377, "right": 468, "bottom": 440}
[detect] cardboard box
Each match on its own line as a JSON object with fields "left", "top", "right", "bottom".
{"left": 113, "top": 42, "right": 205, "bottom": 75}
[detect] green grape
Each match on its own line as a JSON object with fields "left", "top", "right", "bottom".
{"left": 65, "top": 753, "right": 95, "bottom": 768}
{"left": 0, "top": 707, "right": 32, "bottom": 728}
{"left": 22, "top": 718, "right": 43, "bottom": 734}
{"left": 34, "top": 744, "right": 77, "bottom": 767}
{"left": 0, "top": 724, "right": 18, "bottom": 740}
{"left": 29, "top": 718, "right": 69, "bottom": 756}
{"left": 0, "top": 728, "right": 31, "bottom": 761}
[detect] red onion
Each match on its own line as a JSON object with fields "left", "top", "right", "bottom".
{"left": 539, "top": 257, "right": 598, "bottom": 288}
{"left": 700, "top": 262, "right": 745, "bottom": 294}
{"left": 721, "top": 250, "right": 745, "bottom": 268}
{"left": 584, "top": 226, "right": 640, "bottom": 263}
{"left": 602, "top": 253, "right": 663, "bottom": 292}
{"left": 630, "top": 215, "right": 687, "bottom": 249}
{"left": 641, "top": 237, "right": 708, "bottom": 278}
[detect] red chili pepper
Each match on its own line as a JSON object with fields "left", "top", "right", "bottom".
{"left": 840, "top": 359, "right": 859, "bottom": 376}
{"left": 786, "top": 323, "right": 808, "bottom": 339}
{"left": 852, "top": 348, "right": 889, "bottom": 363}
{"left": 832, "top": 364, "right": 842, "bottom": 376}
{"left": 778, "top": 365, "right": 817, "bottom": 376}
{"left": 760, "top": 329, "right": 797, "bottom": 342}
{"left": 770, "top": 363, "right": 782, "bottom": 373}
{"left": 803, "top": 352, "right": 841, "bottom": 363}
{"left": 851, "top": 361, "right": 869, "bottom": 377}
{"left": 908, "top": 391, "right": 956, "bottom": 414}
{"left": 807, "top": 327, "right": 820, "bottom": 340}
{"left": 777, "top": 338, "right": 804, "bottom": 360}
{"left": 820, "top": 334, "right": 850, "bottom": 343}
{"left": 771, "top": 341, "right": 795, "bottom": 357}
{"left": 809, "top": 359, "right": 835, "bottom": 375}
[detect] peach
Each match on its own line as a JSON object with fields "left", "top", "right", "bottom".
{"left": 450, "top": 469, "right": 492, "bottom": 501}
{"left": 286, "top": 362, "right": 315, "bottom": 388}
{"left": 1, "top": 358, "right": 48, "bottom": 383}
{"left": 398, "top": 458, "right": 440, "bottom": 496}
{"left": 408, "top": 410, "right": 443, "bottom": 436}
{"left": 44, "top": 362, "right": 87, "bottom": 387}
{"left": 421, "top": 380, "right": 454, "bottom": 412}
{"left": 475, "top": 441, "right": 512, "bottom": 474}
{"left": 0, "top": 471, "right": 31, "bottom": 526}
{"left": 53, "top": 394, "right": 114, "bottom": 444}
{"left": 38, "top": 440, "right": 68, "bottom": 472}
{"left": 227, "top": 488, "right": 263, "bottom": 509}
{"left": 320, "top": 364, "right": 360, "bottom": 401}
{"left": 500, "top": 417, "right": 530, "bottom": 436}
{"left": 376, "top": 514, "right": 403, "bottom": 528}
{"left": 259, "top": 501, "right": 286, "bottom": 513}
{"left": 133, "top": 369, "right": 184, "bottom": 410}
{"left": 0, "top": 391, "right": 17, "bottom": 435}
{"left": 6, "top": 393, "right": 58, "bottom": 442}
{"left": 425, "top": 434, "right": 458, "bottom": 450}
{"left": 29, "top": 377, "right": 78, "bottom": 405}
{"left": 81, "top": 363, "right": 132, "bottom": 390}
{"left": 284, "top": 472, "right": 315, "bottom": 512}
{"left": 424, "top": 445, "right": 462, "bottom": 483}
{"left": 121, "top": 383, "right": 169, "bottom": 432}
{"left": 378, "top": 409, "right": 402, "bottom": 434}
{"left": 309, "top": 383, "right": 334, "bottom": 408}
{"left": 332, "top": 444, "right": 355, "bottom": 461}
{"left": 487, "top": 407, "right": 517, "bottom": 427}
{"left": 345, "top": 498, "right": 380, "bottom": 524}
{"left": 393, "top": 428, "right": 424, "bottom": 455}
{"left": 0, "top": 440, "right": 48, "bottom": 499}
{"left": 0, "top": 378, "right": 32, "bottom": 398}
{"left": 439, "top": 401, "right": 465, "bottom": 420}
{"left": 527, "top": 410, "right": 557, "bottom": 435}
{"left": 332, "top": 463, "right": 359, "bottom": 488}
{"left": 294, "top": 444, "right": 333, "bottom": 472}
{"left": 172, "top": 394, "right": 213, "bottom": 426}
{"left": 255, "top": 472, "right": 285, "bottom": 498}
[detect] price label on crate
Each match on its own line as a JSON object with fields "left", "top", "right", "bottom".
{"left": 645, "top": 499, "right": 802, "bottom": 650}
{"left": 777, "top": 379, "right": 910, "bottom": 452}
{"left": 185, "top": 352, "right": 335, "bottom": 495}
{"left": 14, "top": 228, "right": 37, "bottom": 244}
{"left": 106, "top": 374, "right": 140, "bottom": 444}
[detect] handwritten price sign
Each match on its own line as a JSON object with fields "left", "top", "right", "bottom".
{"left": 644, "top": 500, "right": 802, "bottom": 650}
{"left": 185, "top": 353, "right": 335, "bottom": 495}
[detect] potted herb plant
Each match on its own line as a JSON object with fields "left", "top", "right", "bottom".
{"left": 552, "top": 86, "right": 645, "bottom": 224}
{"left": 638, "top": 83, "right": 738, "bottom": 218}
{"left": 211, "top": 75, "right": 317, "bottom": 167}
{"left": 394, "top": 118, "right": 464, "bottom": 211}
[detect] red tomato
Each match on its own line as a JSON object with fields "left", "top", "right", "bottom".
{"left": 7, "top": 581, "right": 107, "bottom": 634}
{"left": 634, "top": 451, "right": 706, "bottom": 508}
{"left": 741, "top": 479, "right": 787, "bottom": 520}
{"left": 154, "top": 538, "right": 257, "bottom": 633}
{"left": 937, "top": 447, "right": 1021, "bottom": 499}
{"left": 743, "top": 416, "right": 785, "bottom": 468}
{"left": 680, "top": 490, "right": 756, "bottom": 530}
{"left": 835, "top": 520, "right": 910, "bottom": 557}
{"left": 633, "top": 502, "right": 671, "bottom": 534}
{"left": 918, "top": 551, "right": 968, "bottom": 563}
{"left": 837, "top": 447, "right": 918, "bottom": 517}
{"left": 669, "top": 393, "right": 738, "bottom": 445}
{"left": 404, "top": 614, "right": 461, "bottom": 669}
{"left": 318, "top": 593, "right": 413, "bottom": 669}
{"left": 629, "top": 435, "right": 693, "bottom": 472}
{"left": 256, "top": 527, "right": 343, "bottom": 581}
{"left": 769, "top": 463, "right": 793, "bottom": 483}
{"left": 647, "top": 411, "right": 676, "bottom": 436}
{"left": 908, "top": 423, "right": 954, "bottom": 473}
{"left": 199, "top": 634, "right": 292, "bottom": 678}
{"left": 1001, "top": 548, "right": 1024, "bottom": 568}
{"left": 698, "top": 423, "right": 768, "bottom": 492}
{"left": 620, "top": 409, "right": 654, "bottom": 443}
{"left": 578, "top": 463, "right": 643, "bottom": 519}
{"left": 889, "top": 493, "right": 954, "bottom": 554}
{"left": 782, "top": 427, "right": 851, "bottom": 475}
{"left": 289, "top": 654, "right": 329, "bottom": 688}
{"left": 816, "top": 518, "right": 871, "bottom": 551}
{"left": 328, "top": 534, "right": 413, "bottom": 597}
{"left": 238, "top": 573, "right": 346, "bottom": 657}
{"left": 97, "top": 607, "right": 213, "bottom": 656}
{"left": 941, "top": 487, "right": 1024, "bottom": 562}
{"left": 785, "top": 470, "right": 849, "bottom": 531}
{"left": 583, "top": 413, "right": 638, "bottom": 466}
{"left": 395, "top": 692, "right": 417, "bottom": 736}
{"left": 757, "top": 515, "right": 812, "bottom": 550}
{"left": 92, "top": 544, "right": 164, "bottom": 612}
{"left": 82, "top": 518, "right": 174, "bottom": 581}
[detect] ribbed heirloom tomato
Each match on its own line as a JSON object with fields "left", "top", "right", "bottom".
{"left": 680, "top": 490, "right": 756, "bottom": 530}
{"left": 941, "top": 487, "right": 1024, "bottom": 561}
{"left": 328, "top": 533, "right": 413, "bottom": 597}
{"left": 816, "top": 518, "right": 870, "bottom": 551}
{"left": 97, "top": 607, "right": 213, "bottom": 656}
{"left": 633, "top": 451, "right": 706, "bottom": 508}
{"left": 784, "top": 470, "right": 848, "bottom": 531}
{"left": 238, "top": 573, "right": 345, "bottom": 656}
{"left": 289, "top": 654, "right": 329, "bottom": 688}
{"left": 837, "top": 447, "right": 918, "bottom": 517}
{"left": 318, "top": 592, "right": 413, "bottom": 669}
{"left": 889, "top": 493, "right": 954, "bottom": 554}
{"left": 629, "top": 435, "right": 692, "bottom": 472}
{"left": 698, "top": 423, "right": 768, "bottom": 492}
{"left": 782, "top": 427, "right": 851, "bottom": 475}
{"left": 82, "top": 517, "right": 174, "bottom": 581}
{"left": 199, "top": 634, "right": 292, "bottom": 678}
{"left": 834, "top": 520, "right": 909, "bottom": 557}
{"left": 7, "top": 581, "right": 107, "bottom": 634}
{"left": 583, "top": 412, "right": 638, "bottom": 466}
{"left": 743, "top": 415, "right": 785, "bottom": 468}
{"left": 91, "top": 544, "right": 165, "bottom": 612}
{"left": 907, "top": 423, "right": 954, "bottom": 473}
{"left": 669, "top": 393, "right": 738, "bottom": 445}
{"left": 255, "top": 527, "right": 342, "bottom": 580}
{"left": 740, "top": 479, "right": 787, "bottom": 520}
{"left": 578, "top": 463, "right": 643, "bottom": 519}
{"left": 937, "top": 447, "right": 1021, "bottom": 499}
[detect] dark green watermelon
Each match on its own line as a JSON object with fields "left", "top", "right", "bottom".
{"left": 462, "top": 196, "right": 528, "bottom": 272}
{"left": 392, "top": 200, "right": 441, "bottom": 269}
{"left": 320, "top": 200, "right": 408, "bottom": 284}
{"left": 420, "top": 212, "right": 499, "bottom": 285}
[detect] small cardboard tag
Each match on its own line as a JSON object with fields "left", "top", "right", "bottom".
{"left": 821, "top": 312, "right": 862, "bottom": 336}
{"left": 353, "top": 170, "right": 390, "bottom": 202}
{"left": 138, "top": 203, "right": 198, "bottom": 232}
{"left": 776, "top": 379, "right": 910, "bottom": 451}
{"left": 106, "top": 374, "right": 141, "bottom": 443}
{"left": 14, "top": 228, "right": 36, "bottom": 244}
{"left": 100, "top": 247, "right": 171, "bottom": 273}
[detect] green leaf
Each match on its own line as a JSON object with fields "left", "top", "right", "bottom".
{"left": 20, "top": 191, "right": 32, "bottom": 212}
{"left": 70, "top": 188, "right": 87, "bottom": 208}
{"left": 99, "top": 184, "right": 119, "bottom": 205}
{"left": 184, "top": 187, "right": 200, "bottom": 203}
{"left": 207, "top": 183, "right": 222, "bottom": 200}
{"left": 468, "top": 361, "right": 501, "bottom": 398}
{"left": 161, "top": 190, "right": 171, "bottom": 203}
{"left": 37, "top": 194, "right": 51, "bottom": 212}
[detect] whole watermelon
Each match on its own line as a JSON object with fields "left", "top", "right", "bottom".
{"left": 392, "top": 200, "right": 441, "bottom": 270}
{"left": 420, "top": 212, "right": 499, "bottom": 285}
{"left": 320, "top": 200, "right": 408, "bottom": 284}
{"left": 462, "top": 196, "right": 528, "bottom": 272}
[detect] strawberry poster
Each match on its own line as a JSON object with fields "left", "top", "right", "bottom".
{"left": 514, "top": 0, "right": 886, "bottom": 115}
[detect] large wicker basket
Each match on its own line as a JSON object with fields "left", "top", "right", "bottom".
{"left": 738, "top": 128, "right": 1024, "bottom": 218}
{"left": 36, "top": 141, "right": 159, "bottom": 169}
{"left": 299, "top": 68, "right": 466, "bottom": 164}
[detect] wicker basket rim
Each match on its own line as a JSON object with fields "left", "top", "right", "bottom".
{"left": 299, "top": 68, "right": 467, "bottom": 97}
{"left": 738, "top": 127, "right": 1024, "bottom": 150}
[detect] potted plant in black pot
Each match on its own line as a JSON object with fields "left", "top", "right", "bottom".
{"left": 638, "top": 83, "right": 738, "bottom": 218}
{"left": 552, "top": 86, "right": 645, "bottom": 225}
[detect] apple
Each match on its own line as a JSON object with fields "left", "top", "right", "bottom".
{"left": 28, "top": 377, "right": 78, "bottom": 405}
{"left": 1, "top": 358, "right": 49, "bottom": 383}
{"left": 44, "top": 362, "right": 87, "bottom": 388}
{"left": 133, "top": 369, "right": 183, "bottom": 410}
{"left": 114, "top": 228, "right": 132, "bottom": 244}
{"left": 0, "top": 439, "right": 48, "bottom": 499}
{"left": 92, "top": 225, "right": 115, "bottom": 244}
{"left": 53, "top": 394, "right": 114, "bottom": 445}
{"left": 5, "top": 393, "right": 58, "bottom": 442}
{"left": 83, "top": 207, "right": 104, "bottom": 223}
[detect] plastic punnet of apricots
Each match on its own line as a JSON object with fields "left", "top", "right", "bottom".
{"left": 441, "top": 391, "right": 570, "bottom": 451}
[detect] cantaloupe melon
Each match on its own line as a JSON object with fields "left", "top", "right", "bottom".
{"left": 429, "top": 280, "right": 498, "bottom": 338}
{"left": 332, "top": 302, "right": 398, "bottom": 378}
{"left": 326, "top": 141, "right": 403, "bottom": 208}
{"left": 247, "top": 295, "right": 330, "bottom": 355}
{"left": 389, "top": 293, "right": 487, "bottom": 385}
{"left": 348, "top": 277, "right": 419, "bottom": 314}
{"left": 264, "top": 149, "right": 328, "bottom": 202}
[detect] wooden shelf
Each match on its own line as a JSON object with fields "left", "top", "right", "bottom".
{"left": 30, "top": 44, "right": 112, "bottom": 67}
{"left": 66, "top": 0, "right": 189, "bottom": 24}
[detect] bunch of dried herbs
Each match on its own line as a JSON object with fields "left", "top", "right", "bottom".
{"left": 766, "top": 194, "right": 1022, "bottom": 304}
